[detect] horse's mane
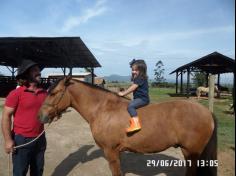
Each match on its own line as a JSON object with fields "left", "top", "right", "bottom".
{"left": 72, "top": 79, "right": 130, "bottom": 100}
{"left": 48, "top": 77, "right": 130, "bottom": 100}
{"left": 47, "top": 77, "right": 65, "bottom": 94}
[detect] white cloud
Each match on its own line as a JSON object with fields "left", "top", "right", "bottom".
{"left": 118, "top": 25, "right": 235, "bottom": 47}
{"left": 62, "top": 0, "right": 107, "bottom": 32}
{"left": 155, "top": 25, "right": 235, "bottom": 41}
{"left": 99, "top": 25, "right": 234, "bottom": 48}
{"left": 85, "top": 25, "right": 234, "bottom": 68}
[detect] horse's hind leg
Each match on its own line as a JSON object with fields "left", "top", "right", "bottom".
{"left": 181, "top": 148, "right": 199, "bottom": 176}
{"left": 104, "top": 148, "right": 122, "bottom": 176}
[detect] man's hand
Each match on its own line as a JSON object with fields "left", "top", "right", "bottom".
{"left": 1, "top": 106, "right": 15, "bottom": 154}
{"left": 4, "top": 139, "right": 14, "bottom": 153}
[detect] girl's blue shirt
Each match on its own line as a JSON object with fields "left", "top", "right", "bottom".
{"left": 133, "top": 77, "right": 149, "bottom": 103}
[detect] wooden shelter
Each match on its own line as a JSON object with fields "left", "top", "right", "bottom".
{"left": 0, "top": 37, "right": 101, "bottom": 96}
{"left": 170, "top": 51, "right": 235, "bottom": 97}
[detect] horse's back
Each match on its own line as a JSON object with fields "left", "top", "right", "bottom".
{"left": 122, "top": 100, "right": 214, "bottom": 153}
{"left": 139, "top": 100, "right": 211, "bottom": 119}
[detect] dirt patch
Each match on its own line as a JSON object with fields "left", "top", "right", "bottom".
{"left": 218, "top": 150, "right": 235, "bottom": 176}
{"left": 0, "top": 103, "right": 235, "bottom": 176}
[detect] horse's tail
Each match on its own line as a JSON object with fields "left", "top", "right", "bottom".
{"left": 197, "top": 113, "right": 217, "bottom": 176}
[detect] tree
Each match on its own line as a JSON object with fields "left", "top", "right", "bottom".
{"left": 154, "top": 60, "right": 166, "bottom": 83}
{"left": 192, "top": 72, "right": 206, "bottom": 87}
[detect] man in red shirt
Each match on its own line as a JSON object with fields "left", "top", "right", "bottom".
{"left": 1, "top": 60, "right": 47, "bottom": 176}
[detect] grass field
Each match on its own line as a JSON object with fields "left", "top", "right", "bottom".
{"left": 149, "top": 87, "right": 235, "bottom": 151}
{"left": 199, "top": 97, "right": 235, "bottom": 151}
{"left": 149, "top": 87, "right": 176, "bottom": 102}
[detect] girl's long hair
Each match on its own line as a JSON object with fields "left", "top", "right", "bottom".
{"left": 131, "top": 59, "right": 148, "bottom": 81}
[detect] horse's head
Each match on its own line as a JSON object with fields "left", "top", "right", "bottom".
{"left": 39, "top": 76, "right": 72, "bottom": 124}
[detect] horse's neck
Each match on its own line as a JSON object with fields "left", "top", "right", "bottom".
{"left": 68, "top": 82, "right": 120, "bottom": 123}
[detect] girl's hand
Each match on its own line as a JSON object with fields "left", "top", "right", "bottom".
{"left": 118, "top": 92, "right": 125, "bottom": 96}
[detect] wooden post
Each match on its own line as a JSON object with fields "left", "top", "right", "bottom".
{"left": 206, "top": 73, "right": 209, "bottom": 87}
{"left": 61, "top": 67, "right": 66, "bottom": 76}
{"left": 180, "top": 71, "right": 183, "bottom": 93}
{"left": 217, "top": 74, "right": 220, "bottom": 86}
{"left": 91, "top": 68, "right": 94, "bottom": 85}
{"left": 208, "top": 74, "right": 215, "bottom": 112}
{"left": 6, "top": 66, "right": 15, "bottom": 78}
{"left": 187, "top": 68, "right": 190, "bottom": 98}
{"left": 69, "top": 67, "right": 72, "bottom": 76}
{"left": 63, "top": 67, "right": 66, "bottom": 76}
{"left": 233, "top": 73, "right": 235, "bottom": 113}
{"left": 217, "top": 74, "right": 220, "bottom": 98}
{"left": 176, "top": 71, "right": 178, "bottom": 94}
{"left": 12, "top": 67, "right": 15, "bottom": 78}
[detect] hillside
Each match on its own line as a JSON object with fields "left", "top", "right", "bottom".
{"left": 104, "top": 74, "right": 131, "bottom": 82}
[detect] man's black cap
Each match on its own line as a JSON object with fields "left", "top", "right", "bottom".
{"left": 16, "top": 59, "right": 42, "bottom": 79}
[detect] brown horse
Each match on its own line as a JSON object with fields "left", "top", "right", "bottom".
{"left": 38, "top": 77, "right": 217, "bottom": 176}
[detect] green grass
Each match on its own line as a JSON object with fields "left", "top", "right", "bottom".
{"left": 199, "top": 98, "right": 235, "bottom": 150}
{"left": 149, "top": 87, "right": 176, "bottom": 102}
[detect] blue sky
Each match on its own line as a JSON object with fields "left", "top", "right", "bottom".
{"left": 0, "top": 0, "right": 235, "bottom": 81}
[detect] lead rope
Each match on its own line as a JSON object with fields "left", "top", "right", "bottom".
{"left": 8, "top": 154, "right": 10, "bottom": 176}
{"left": 7, "top": 124, "right": 50, "bottom": 176}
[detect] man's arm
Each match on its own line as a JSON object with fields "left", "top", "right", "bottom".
{"left": 1, "top": 106, "right": 15, "bottom": 153}
{"left": 118, "top": 83, "right": 138, "bottom": 96}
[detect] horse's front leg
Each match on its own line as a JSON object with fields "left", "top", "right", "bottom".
{"left": 104, "top": 148, "right": 122, "bottom": 176}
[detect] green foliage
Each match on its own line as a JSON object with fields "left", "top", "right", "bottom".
{"left": 153, "top": 60, "right": 166, "bottom": 84}
{"left": 192, "top": 72, "right": 206, "bottom": 87}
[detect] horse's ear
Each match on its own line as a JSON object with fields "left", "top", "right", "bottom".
{"left": 64, "top": 76, "right": 73, "bottom": 86}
